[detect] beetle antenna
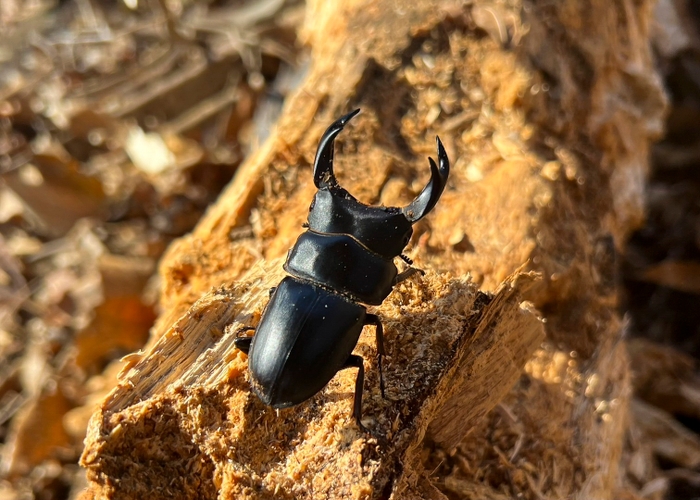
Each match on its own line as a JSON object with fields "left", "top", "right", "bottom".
{"left": 402, "top": 136, "right": 450, "bottom": 223}
{"left": 313, "top": 108, "right": 361, "bottom": 189}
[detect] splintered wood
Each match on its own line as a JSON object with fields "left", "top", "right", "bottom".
{"left": 81, "top": 262, "right": 542, "bottom": 499}
{"left": 80, "top": 0, "right": 665, "bottom": 498}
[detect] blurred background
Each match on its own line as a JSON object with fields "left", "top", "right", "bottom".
{"left": 0, "top": 0, "right": 698, "bottom": 498}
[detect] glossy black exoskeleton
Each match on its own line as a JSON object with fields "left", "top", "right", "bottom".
{"left": 233, "top": 109, "right": 449, "bottom": 429}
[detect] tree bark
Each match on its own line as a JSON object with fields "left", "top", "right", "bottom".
{"left": 80, "top": 0, "right": 666, "bottom": 498}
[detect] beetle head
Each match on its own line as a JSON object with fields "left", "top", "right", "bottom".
{"left": 308, "top": 109, "right": 450, "bottom": 259}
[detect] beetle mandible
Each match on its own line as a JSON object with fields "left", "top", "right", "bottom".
{"left": 233, "top": 109, "right": 449, "bottom": 429}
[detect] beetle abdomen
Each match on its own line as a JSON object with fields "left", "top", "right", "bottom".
{"left": 249, "top": 276, "right": 366, "bottom": 408}
{"left": 284, "top": 231, "right": 397, "bottom": 305}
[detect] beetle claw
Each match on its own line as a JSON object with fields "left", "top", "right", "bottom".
{"left": 234, "top": 325, "right": 256, "bottom": 336}
{"left": 394, "top": 267, "right": 424, "bottom": 285}
{"left": 356, "top": 420, "right": 371, "bottom": 434}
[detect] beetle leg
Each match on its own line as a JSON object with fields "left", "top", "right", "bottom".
{"left": 341, "top": 354, "right": 368, "bottom": 431}
{"left": 399, "top": 254, "right": 414, "bottom": 265}
{"left": 268, "top": 286, "right": 277, "bottom": 298}
{"left": 233, "top": 326, "right": 256, "bottom": 354}
{"left": 364, "top": 314, "right": 386, "bottom": 399}
{"left": 394, "top": 267, "right": 425, "bottom": 285}
{"left": 233, "top": 336, "right": 252, "bottom": 354}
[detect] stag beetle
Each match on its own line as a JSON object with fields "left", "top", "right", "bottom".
{"left": 233, "top": 109, "right": 449, "bottom": 429}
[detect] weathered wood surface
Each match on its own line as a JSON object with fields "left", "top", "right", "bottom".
{"left": 80, "top": 0, "right": 665, "bottom": 498}
{"left": 80, "top": 260, "right": 542, "bottom": 499}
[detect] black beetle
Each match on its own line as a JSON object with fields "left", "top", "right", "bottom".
{"left": 233, "top": 109, "right": 449, "bottom": 428}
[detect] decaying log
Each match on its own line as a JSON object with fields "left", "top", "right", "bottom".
{"left": 80, "top": 259, "right": 542, "bottom": 499}
{"left": 80, "top": 0, "right": 666, "bottom": 498}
